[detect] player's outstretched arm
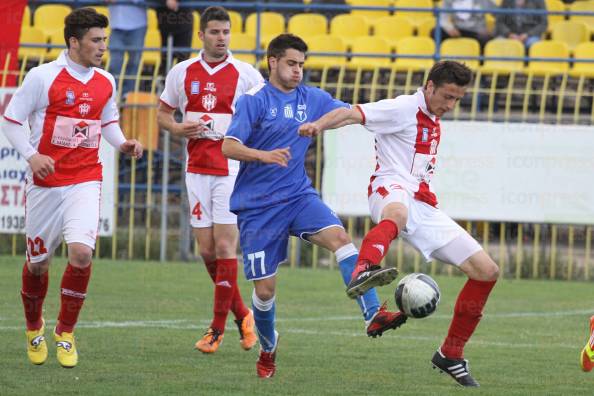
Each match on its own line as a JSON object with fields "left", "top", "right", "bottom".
{"left": 298, "top": 107, "right": 363, "bottom": 137}
{"left": 222, "top": 138, "right": 291, "bottom": 167}
{"left": 157, "top": 103, "right": 204, "bottom": 139}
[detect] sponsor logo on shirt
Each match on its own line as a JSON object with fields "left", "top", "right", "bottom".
{"left": 80, "top": 92, "right": 93, "bottom": 102}
{"left": 295, "top": 103, "right": 307, "bottom": 123}
{"left": 284, "top": 104, "right": 293, "bottom": 119}
{"left": 202, "top": 93, "right": 217, "bottom": 111}
{"left": 73, "top": 121, "right": 89, "bottom": 138}
{"left": 65, "top": 89, "right": 75, "bottom": 105}
{"left": 191, "top": 81, "right": 200, "bottom": 95}
{"left": 205, "top": 82, "right": 217, "bottom": 92}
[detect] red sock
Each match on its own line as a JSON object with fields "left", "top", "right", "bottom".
{"left": 211, "top": 258, "right": 238, "bottom": 332}
{"left": 355, "top": 219, "right": 399, "bottom": 271}
{"left": 441, "top": 279, "right": 497, "bottom": 359}
{"left": 21, "top": 262, "right": 49, "bottom": 331}
{"left": 56, "top": 263, "right": 92, "bottom": 335}
{"left": 230, "top": 284, "right": 249, "bottom": 321}
{"left": 204, "top": 260, "right": 217, "bottom": 283}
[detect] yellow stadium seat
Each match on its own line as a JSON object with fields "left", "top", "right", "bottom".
{"left": 230, "top": 34, "right": 259, "bottom": 65}
{"left": 526, "top": 40, "right": 569, "bottom": 76}
{"left": 551, "top": 21, "right": 589, "bottom": 52}
{"left": 372, "top": 16, "right": 414, "bottom": 50}
{"left": 23, "top": 5, "right": 31, "bottom": 27}
{"left": 18, "top": 27, "right": 47, "bottom": 61}
{"left": 288, "top": 13, "right": 327, "bottom": 37}
{"left": 349, "top": 36, "right": 392, "bottom": 69}
{"left": 228, "top": 11, "right": 243, "bottom": 33}
{"left": 569, "top": 41, "right": 594, "bottom": 78}
{"left": 306, "top": 35, "right": 348, "bottom": 69}
{"left": 416, "top": 17, "right": 436, "bottom": 37}
{"left": 394, "top": 0, "right": 434, "bottom": 28}
{"left": 147, "top": 8, "right": 158, "bottom": 31}
{"left": 93, "top": 6, "right": 109, "bottom": 19}
{"left": 141, "top": 29, "right": 162, "bottom": 67}
{"left": 569, "top": 0, "right": 594, "bottom": 33}
{"left": 481, "top": 38, "right": 525, "bottom": 74}
{"left": 47, "top": 30, "right": 66, "bottom": 60}
{"left": 245, "top": 12, "right": 285, "bottom": 47}
{"left": 349, "top": 0, "right": 392, "bottom": 20}
{"left": 330, "top": 14, "right": 371, "bottom": 48}
{"left": 394, "top": 36, "right": 435, "bottom": 71}
{"left": 121, "top": 92, "right": 159, "bottom": 151}
{"left": 544, "top": 0, "right": 566, "bottom": 33}
{"left": 33, "top": 4, "right": 71, "bottom": 36}
{"left": 440, "top": 38, "right": 480, "bottom": 70}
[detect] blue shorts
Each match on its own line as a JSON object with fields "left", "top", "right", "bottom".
{"left": 237, "top": 194, "right": 343, "bottom": 281}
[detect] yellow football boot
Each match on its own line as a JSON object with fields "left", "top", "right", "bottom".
{"left": 54, "top": 328, "right": 78, "bottom": 368}
{"left": 235, "top": 309, "right": 258, "bottom": 351}
{"left": 25, "top": 319, "right": 47, "bottom": 365}
{"left": 580, "top": 316, "right": 594, "bottom": 372}
{"left": 195, "top": 328, "right": 224, "bottom": 353}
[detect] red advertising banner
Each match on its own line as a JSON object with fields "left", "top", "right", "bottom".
{"left": 0, "top": 0, "right": 27, "bottom": 87}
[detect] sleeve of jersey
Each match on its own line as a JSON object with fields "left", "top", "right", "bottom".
{"left": 101, "top": 76, "right": 120, "bottom": 127}
{"left": 3, "top": 68, "right": 44, "bottom": 124}
{"left": 225, "top": 94, "right": 259, "bottom": 144}
{"left": 319, "top": 90, "right": 349, "bottom": 115}
{"left": 357, "top": 98, "right": 409, "bottom": 135}
{"left": 159, "top": 66, "right": 181, "bottom": 109}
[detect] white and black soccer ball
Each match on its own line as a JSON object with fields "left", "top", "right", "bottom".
{"left": 395, "top": 273, "right": 440, "bottom": 319}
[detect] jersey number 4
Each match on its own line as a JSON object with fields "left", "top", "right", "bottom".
{"left": 27, "top": 237, "right": 48, "bottom": 257}
{"left": 248, "top": 251, "right": 266, "bottom": 277}
{"left": 192, "top": 202, "right": 202, "bottom": 220}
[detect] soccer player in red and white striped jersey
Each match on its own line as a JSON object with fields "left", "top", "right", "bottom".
{"left": 157, "top": 6, "right": 262, "bottom": 354}
{"left": 299, "top": 61, "right": 499, "bottom": 387}
{"left": 1, "top": 8, "right": 142, "bottom": 368}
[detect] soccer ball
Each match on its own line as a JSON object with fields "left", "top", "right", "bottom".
{"left": 395, "top": 273, "right": 441, "bottom": 319}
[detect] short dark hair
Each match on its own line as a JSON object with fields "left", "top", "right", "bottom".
{"left": 200, "top": 6, "right": 230, "bottom": 32}
{"left": 266, "top": 34, "right": 308, "bottom": 68}
{"left": 426, "top": 61, "right": 472, "bottom": 88}
{"left": 64, "top": 7, "right": 108, "bottom": 48}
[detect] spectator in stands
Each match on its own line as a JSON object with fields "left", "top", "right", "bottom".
{"left": 156, "top": 0, "right": 194, "bottom": 70}
{"left": 437, "top": 0, "right": 496, "bottom": 49}
{"left": 107, "top": 0, "right": 148, "bottom": 98}
{"left": 495, "top": 0, "right": 547, "bottom": 50}
{"left": 310, "top": 0, "right": 348, "bottom": 21}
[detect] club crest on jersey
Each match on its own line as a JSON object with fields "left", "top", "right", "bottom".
{"left": 78, "top": 103, "right": 91, "bottom": 117}
{"left": 65, "top": 89, "right": 75, "bottom": 105}
{"left": 284, "top": 104, "right": 293, "bottom": 119}
{"left": 73, "top": 121, "right": 89, "bottom": 138}
{"left": 191, "top": 81, "right": 200, "bottom": 95}
{"left": 422, "top": 127, "right": 429, "bottom": 142}
{"left": 202, "top": 93, "right": 217, "bottom": 111}
{"left": 270, "top": 107, "right": 277, "bottom": 118}
{"left": 295, "top": 104, "right": 307, "bottom": 123}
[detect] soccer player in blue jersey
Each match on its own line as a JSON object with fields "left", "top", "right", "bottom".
{"left": 221, "top": 34, "right": 406, "bottom": 378}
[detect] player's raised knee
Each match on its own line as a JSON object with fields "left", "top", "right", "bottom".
{"left": 67, "top": 244, "right": 93, "bottom": 267}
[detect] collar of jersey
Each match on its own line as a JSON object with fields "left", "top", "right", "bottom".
{"left": 56, "top": 50, "right": 95, "bottom": 82}
{"left": 415, "top": 87, "right": 438, "bottom": 122}
{"left": 197, "top": 49, "right": 233, "bottom": 74}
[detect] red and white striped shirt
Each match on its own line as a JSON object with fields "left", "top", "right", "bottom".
{"left": 159, "top": 51, "right": 263, "bottom": 176}
{"left": 3, "top": 51, "right": 119, "bottom": 187}
{"left": 357, "top": 88, "right": 442, "bottom": 207}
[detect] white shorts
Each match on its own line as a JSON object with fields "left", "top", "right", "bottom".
{"left": 25, "top": 181, "right": 101, "bottom": 263}
{"left": 186, "top": 173, "right": 237, "bottom": 228}
{"left": 368, "top": 177, "right": 481, "bottom": 265}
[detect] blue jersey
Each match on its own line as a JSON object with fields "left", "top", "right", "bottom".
{"left": 225, "top": 82, "right": 348, "bottom": 212}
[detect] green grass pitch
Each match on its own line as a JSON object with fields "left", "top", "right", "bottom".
{"left": 0, "top": 256, "right": 592, "bottom": 395}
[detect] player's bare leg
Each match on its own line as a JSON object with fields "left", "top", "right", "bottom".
{"left": 308, "top": 227, "right": 407, "bottom": 337}
{"left": 194, "top": 225, "right": 255, "bottom": 353}
{"left": 53, "top": 242, "right": 93, "bottom": 368}
{"left": 253, "top": 276, "right": 279, "bottom": 378}
{"left": 22, "top": 258, "right": 50, "bottom": 365}
{"left": 432, "top": 249, "right": 499, "bottom": 387}
{"left": 346, "top": 202, "right": 407, "bottom": 298}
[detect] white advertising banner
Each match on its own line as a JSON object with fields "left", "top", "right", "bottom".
{"left": 0, "top": 88, "right": 115, "bottom": 235}
{"left": 322, "top": 121, "right": 594, "bottom": 224}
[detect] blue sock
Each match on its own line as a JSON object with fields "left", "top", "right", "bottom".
{"left": 336, "top": 244, "right": 380, "bottom": 322}
{"left": 252, "top": 290, "right": 277, "bottom": 352}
